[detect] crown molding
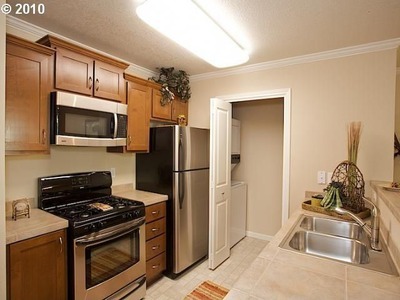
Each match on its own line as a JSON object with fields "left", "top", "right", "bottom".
{"left": 6, "top": 15, "right": 399, "bottom": 82}
{"left": 191, "top": 38, "right": 400, "bottom": 82}
{"left": 6, "top": 15, "right": 156, "bottom": 79}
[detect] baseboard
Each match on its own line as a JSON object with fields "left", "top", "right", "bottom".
{"left": 246, "top": 231, "right": 274, "bottom": 241}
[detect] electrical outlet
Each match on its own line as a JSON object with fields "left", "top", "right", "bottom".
{"left": 110, "top": 168, "right": 116, "bottom": 178}
{"left": 317, "top": 171, "right": 326, "bottom": 184}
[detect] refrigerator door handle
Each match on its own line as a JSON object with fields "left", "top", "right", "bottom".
{"left": 179, "top": 172, "right": 185, "bottom": 209}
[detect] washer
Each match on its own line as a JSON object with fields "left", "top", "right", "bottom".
{"left": 230, "top": 181, "right": 247, "bottom": 248}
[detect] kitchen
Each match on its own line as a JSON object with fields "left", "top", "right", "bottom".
{"left": 1, "top": 0, "right": 400, "bottom": 299}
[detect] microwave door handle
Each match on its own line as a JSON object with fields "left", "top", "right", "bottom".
{"left": 112, "top": 113, "right": 118, "bottom": 138}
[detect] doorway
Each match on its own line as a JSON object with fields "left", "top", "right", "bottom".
{"left": 232, "top": 98, "right": 284, "bottom": 239}
{"left": 208, "top": 88, "right": 291, "bottom": 269}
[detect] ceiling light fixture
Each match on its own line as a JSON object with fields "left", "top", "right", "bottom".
{"left": 136, "top": 0, "right": 249, "bottom": 68}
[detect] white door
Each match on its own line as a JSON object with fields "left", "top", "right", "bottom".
{"left": 209, "top": 98, "right": 232, "bottom": 270}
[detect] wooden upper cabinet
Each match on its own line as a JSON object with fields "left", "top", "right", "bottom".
{"left": 5, "top": 34, "right": 55, "bottom": 155}
{"left": 94, "top": 60, "right": 125, "bottom": 102}
{"left": 54, "top": 47, "right": 93, "bottom": 96}
{"left": 37, "top": 35, "right": 128, "bottom": 102}
{"left": 125, "top": 75, "right": 151, "bottom": 152}
{"left": 151, "top": 89, "right": 172, "bottom": 120}
{"left": 172, "top": 97, "right": 189, "bottom": 124}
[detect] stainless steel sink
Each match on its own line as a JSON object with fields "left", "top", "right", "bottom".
{"left": 279, "top": 214, "right": 398, "bottom": 275}
{"left": 289, "top": 230, "right": 369, "bottom": 264}
{"left": 300, "top": 215, "right": 364, "bottom": 240}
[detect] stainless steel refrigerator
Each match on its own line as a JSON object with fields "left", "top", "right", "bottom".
{"left": 136, "top": 125, "right": 209, "bottom": 277}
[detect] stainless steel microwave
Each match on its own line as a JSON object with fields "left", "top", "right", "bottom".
{"left": 50, "top": 91, "right": 127, "bottom": 147}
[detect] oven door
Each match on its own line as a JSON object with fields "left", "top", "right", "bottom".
{"left": 74, "top": 218, "right": 146, "bottom": 300}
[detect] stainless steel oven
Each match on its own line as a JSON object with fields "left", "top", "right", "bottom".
{"left": 38, "top": 171, "right": 147, "bottom": 300}
{"left": 74, "top": 218, "right": 146, "bottom": 300}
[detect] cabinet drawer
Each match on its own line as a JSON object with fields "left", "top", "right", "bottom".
{"left": 145, "top": 202, "right": 166, "bottom": 223}
{"left": 146, "top": 252, "right": 166, "bottom": 283}
{"left": 146, "top": 234, "right": 166, "bottom": 261}
{"left": 145, "top": 218, "right": 166, "bottom": 240}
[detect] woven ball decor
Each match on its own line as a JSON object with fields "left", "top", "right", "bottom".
{"left": 331, "top": 160, "right": 365, "bottom": 213}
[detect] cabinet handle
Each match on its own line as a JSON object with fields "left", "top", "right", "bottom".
{"left": 95, "top": 78, "right": 100, "bottom": 91}
{"left": 152, "top": 264, "right": 160, "bottom": 269}
{"left": 59, "top": 237, "right": 63, "bottom": 254}
{"left": 151, "top": 228, "right": 160, "bottom": 232}
{"left": 128, "top": 135, "right": 132, "bottom": 146}
{"left": 42, "top": 129, "right": 47, "bottom": 144}
{"left": 152, "top": 245, "right": 160, "bottom": 250}
{"left": 88, "top": 76, "right": 93, "bottom": 89}
{"left": 151, "top": 210, "right": 160, "bottom": 216}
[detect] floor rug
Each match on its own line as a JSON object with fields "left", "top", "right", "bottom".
{"left": 185, "top": 280, "right": 229, "bottom": 300}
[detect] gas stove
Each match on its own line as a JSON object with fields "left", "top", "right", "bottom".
{"left": 38, "top": 171, "right": 145, "bottom": 237}
{"left": 39, "top": 171, "right": 147, "bottom": 300}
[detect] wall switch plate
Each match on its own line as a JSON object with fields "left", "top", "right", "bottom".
{"left": 110, "top": 168, "right": 116, "bottom": 178}
{"left": 327, "top": 172, "right": 333, "bottom": 184}
{"left": 317, "top": 171, "right": 326, "bottom": 184}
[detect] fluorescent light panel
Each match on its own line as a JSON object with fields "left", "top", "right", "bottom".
{"left": 136, "top": 0, "right": 249, "bottom": 68}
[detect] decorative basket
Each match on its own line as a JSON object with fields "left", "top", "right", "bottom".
{"left": 330, "top": 160, "right": 365, "bottom": 213}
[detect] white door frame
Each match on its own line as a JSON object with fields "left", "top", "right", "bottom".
{"left": 215, "top": 88, "right": 291, "bottom": 225}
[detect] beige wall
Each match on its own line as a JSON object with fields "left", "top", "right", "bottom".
{"left": 190, "top": 49, "right": 397, "bottom": 221}
{"left": 232, "top": 99, "right": 284, "bottom": 237}
{"left": 394, "top": 72, "right": 400, "bottom": 181}
{"left": 1, "top": 0, "right": 7, "bottom": 297}
{"left": 6, "top": 147, "right": 135, "bottom": 205}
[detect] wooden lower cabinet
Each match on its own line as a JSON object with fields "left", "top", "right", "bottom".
{"left": 7, "top": 229, "right": 67, "bottom": 300}
{"left": 145, "top": 202, "right": 167, "bottom": 284}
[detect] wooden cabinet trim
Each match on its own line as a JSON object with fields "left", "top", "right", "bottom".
{"left": 37, "top": 35, "right": 129, "bottom": 69}
{"left": 7, "top": 34, "right": 55, "bottom": 56}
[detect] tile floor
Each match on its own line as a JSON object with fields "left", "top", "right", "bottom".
{"left": 145, "top": 237, "right": 269, "bottom": 300}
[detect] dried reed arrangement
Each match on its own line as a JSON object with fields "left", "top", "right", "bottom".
{"left": 347, "top": 121, "right": 362, "bottom": 164}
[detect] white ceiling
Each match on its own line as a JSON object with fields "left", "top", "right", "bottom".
{"left": 6, "top": 0, "right": 400, "bottom": 76}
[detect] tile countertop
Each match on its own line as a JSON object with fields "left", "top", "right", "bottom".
{"left": 112, "top": 184, "right": 168, "bottom": 206}
{"left": 226, "top": 210, "right": 400, "bottom": 300}
{"left": 6, "top": 209, "right": 68, "bottom": 245}
{"left": 6, "top": 186, "right": 167, "bottom": 245}
{"left": 370, "top": 181, "right": 400, "bottom": 222}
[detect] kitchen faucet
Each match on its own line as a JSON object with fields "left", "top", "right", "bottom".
{"left": 332, "top": 197, "right": 382, "bottom": 251}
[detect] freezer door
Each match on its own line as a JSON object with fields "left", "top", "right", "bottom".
{"left": 174, "top": 126, "right": 209, "bottom": 171}
{"left": 173, "top": 169, "right": 209, "bottom": 274}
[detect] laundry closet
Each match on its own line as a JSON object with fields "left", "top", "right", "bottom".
{"left": 231, "top": 98, "right": 284, "bottom": 241}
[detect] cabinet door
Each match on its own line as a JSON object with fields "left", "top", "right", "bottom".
{"left": 6, "top": 42, "right": 53, "bottom": 153}
{"left": 8, "top": 230, "right": 67, "bottom": 300}
{"left": 94, "top": 60, "right": 125, "bottom": 102}
{"left": 151, "top": 89, "right": 172, "bottom": 120}
{"left": 172, "top": 97, "right": 188, "bottom": 124}
{"left": 54, "top": 47, "right": 93, "bottom": 96}
{"left": 126, "top": 81, "right": 151, "bottom": 151}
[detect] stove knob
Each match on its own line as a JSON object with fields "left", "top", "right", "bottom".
{"left": 97, "top": 221, "right": 105, "bottom": 229}
{"left": 89, "top": 224, "right": 97, "bottom": 231}
{"left": 127, "top": 213, "right": 133, "bottom": 219}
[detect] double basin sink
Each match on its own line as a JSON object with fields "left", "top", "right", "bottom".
{"left": 279, "top": 214, "right": 398, "bottom": 275}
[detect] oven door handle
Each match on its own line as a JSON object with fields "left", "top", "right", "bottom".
{"left": 75, "top": 217, "right": 145, "bottom": 246}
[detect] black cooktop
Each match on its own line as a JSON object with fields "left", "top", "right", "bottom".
{"left": 38, "top": 171, "right": 145, "bottom": 237}
{"left": 46, "top": 196, "right": 143, "bottom": 221}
